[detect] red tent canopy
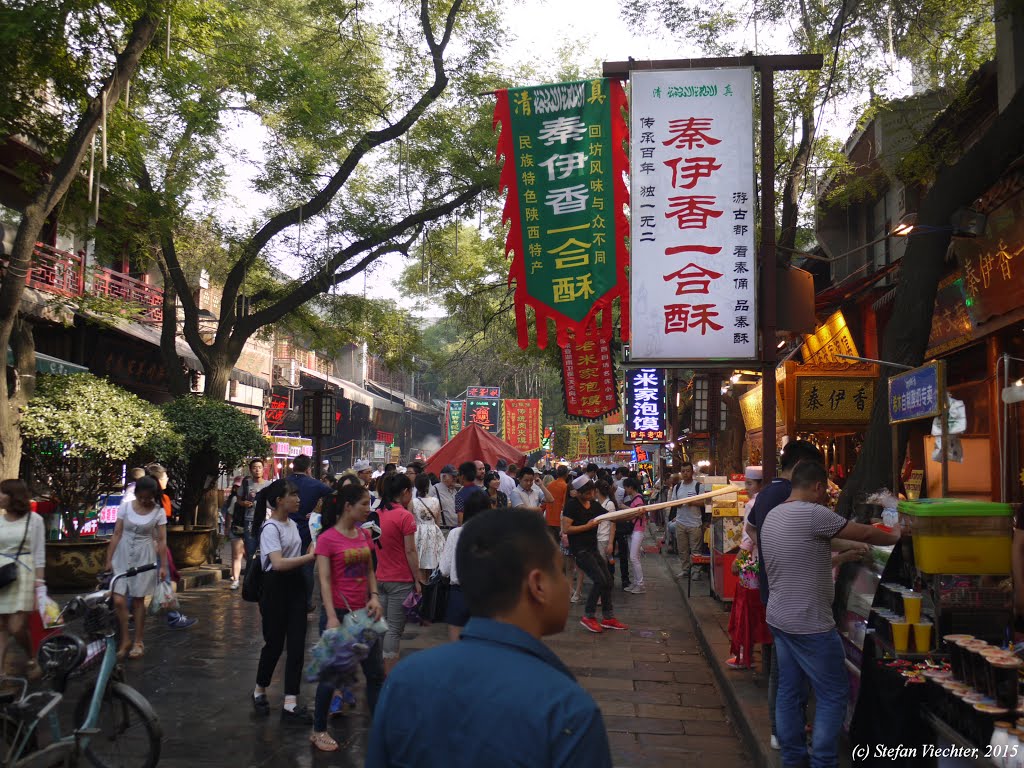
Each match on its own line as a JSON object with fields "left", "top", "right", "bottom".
{"left": 424, "top": 423, "right": 526, "bottom": 475}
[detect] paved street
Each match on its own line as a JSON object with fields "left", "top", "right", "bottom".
{"left": 70, "top": 536, "right": 750, "bottom": 767}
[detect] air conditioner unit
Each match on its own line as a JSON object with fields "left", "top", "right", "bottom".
{"left": 273, "top": 358, "right": 299, "bottom": 388}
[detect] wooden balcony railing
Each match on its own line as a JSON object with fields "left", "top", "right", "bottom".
{"left": 91, "top": 266, "right": 163, "bottom": 322}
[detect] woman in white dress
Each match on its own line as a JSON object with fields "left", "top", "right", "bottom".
{"left": 412, "top": 474, "right": 443, "bottom": 583}
{"left": 0, "top": 480, "right": 46, "bottom": 672}
{"left": 104, "top": 475, "right": 168, "bottom": 660}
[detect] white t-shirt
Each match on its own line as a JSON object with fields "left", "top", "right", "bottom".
{"left": 439, "top": 527, "right": 463, "bottom": 585}
{"left": 510, "top": 485, "right": 545, "bottom": 510}
{"left": 260, "top": 518, "right": 302, "bottom": 571}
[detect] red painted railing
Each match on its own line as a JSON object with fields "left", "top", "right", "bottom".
{"left": 28, "top": 243, "right": 85, "bottom": 297}
{"left": 2, "top": 244, "right": 164, "bottom": 322}
{"left": 92, "top": 266, "right": 163, "bottom": 322}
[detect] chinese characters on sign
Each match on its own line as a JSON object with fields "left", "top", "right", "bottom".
{"left": 925, "top": 274, "right": 975, "bottom": 357}
{"left": 501, "top": 399, "right": 543, "bottom": 453}
{"left": 952, "top": 191, "right": 1024, "bottom": 328}
{"left": 466, "top": 398, "right": 500, "bottom": 434}
{"left": 561, "top": 335, "right": 618, "bottom": 420}
{"left": 624, "top": 368, "right": 668, "bottom": 443}
{"left": 795, "top": 377, "right": 875, "bottom": 425}
{"left": 888, "top": 362, "right": 943, "bottom": 424}
{"left": 444, "top": 401, "right": 465, "bottom": 442}
{"left": 800, "top": 311, "right": 860, "bottom": 366}
{"left": 494, "top": 79, "right": 630, "bottom": 349}
{"left": 466, "top": 387, "right": 500, "bottom": 399}
{"left": 629, "top": 69, "right": 757, "bottom": 362}
{"left": 266, "top": 395, "right": 289, "bottom": 428}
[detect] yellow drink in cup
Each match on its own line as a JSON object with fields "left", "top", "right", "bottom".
{"left": 903, "top": 593, "right": 923, "bottom": 624}
{"left": 913, "top": 622, "right": 933, "bottom": 652}
{"left": 891, "top": 621, "right": 911, "bottom": 652}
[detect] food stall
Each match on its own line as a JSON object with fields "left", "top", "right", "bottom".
{"left": 709, "top": 474, "right": 746, "bottom": 603}
{"left": 836, "top": 363, "right": 1018, "bottom": 765}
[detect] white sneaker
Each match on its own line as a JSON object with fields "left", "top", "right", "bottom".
{"left": 674, "top": 572, "right": 688, "bottom": 580}
{"left": 770, "top": 735, "right": 780, "bottom": 750}
{"left": 570, "top": 591, "right": 581, "bottom": 604}
{"left": 230, "top": 579, "right": 240, "bottom": 590}
{"left": 626, "top": 585, "right": 646, "bottom": 594}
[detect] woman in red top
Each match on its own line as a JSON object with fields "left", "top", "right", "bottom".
{"left": 373, "top": 474, "right": 421, "bottom": 675}
{"left": 312, "top": 483, "right": 384, "bottom": 751}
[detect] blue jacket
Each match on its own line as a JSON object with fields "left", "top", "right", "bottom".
{"left": 366, "top": 617, "right": 612, "bottom": 768}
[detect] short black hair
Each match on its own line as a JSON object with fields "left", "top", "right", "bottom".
{"left": 462, "top": 489, "right": 491, "bottom": 522}
{"left": 292, "top": 455, "right": 312, "bottom": 473}
{"left": 518, "top": 466, "right": 535, "bottom": 479}
{"left": 790, "top": 459, "right": 828, "bottom": 489}
{"left": 457, "top": 508, "right": 559, "bottom": 617}
{"left": 624, "top": 477, "right": 643, "bottom": 492}
{"left": 586, "top": 463, "right": 599, "bottom": 474}
{"left": 459, "top": 461, "right": 478, "bottom": 483}
{"left": 780, "top": 440, "right": 825, "bottom": 472}
{"left": 384, "top": 463, "right": 397, "bottom": 473}
{"left": 680, "top": 460, "right": 694, "bottom": 469}
{"left": 555, "top": 465, "right": 569, "bottom": 479}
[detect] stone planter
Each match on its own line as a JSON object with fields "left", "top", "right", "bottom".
{"left": 45, "top": 539, "right": 110, "bottom": 591}
{"left": 166, "top": 526, "right": 215, "bottom": 568}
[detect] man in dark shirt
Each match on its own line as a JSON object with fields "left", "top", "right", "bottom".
{"left": 454, "top": 461, "right": 481, "bottom": 525}
{"left": 367, "top": 508, "right": 612, "bottom": 768}
{"left": 561, "top": 476, "right": 629, "bottom": 634}
{"left": 286, "top": 454, "right": 334, "bottom": 609}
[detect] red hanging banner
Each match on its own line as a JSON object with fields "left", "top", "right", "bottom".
{"left": 561, "top": 329, "right": 619, "bottom": 421}
{"left": 500, "top": 399, "right": 543, "bottom": 453}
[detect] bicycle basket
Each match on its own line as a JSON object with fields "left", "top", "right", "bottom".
{"left": 84, "top": 603, "right": 116, "bottom": 638}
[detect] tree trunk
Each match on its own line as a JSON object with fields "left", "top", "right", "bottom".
{"left": 0, "top": 318, "right": 36, "bottom": 478}
{"left": 837, "top": 87, "right": 1024, "bottom": 516}
{"left": 0, "top": 7, "right": 161, "bottom": 477}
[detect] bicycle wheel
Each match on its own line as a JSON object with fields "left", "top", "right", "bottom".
{"left": 74, "top": 682, "right": 161, "bottom": 768}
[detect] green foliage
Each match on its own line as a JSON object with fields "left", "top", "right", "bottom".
{"left": 160, "top": 396, "right": 270, "bottom": 473}
{"left": 21, "top": 373, "right": 180, "bottom": 537}
{"left": 22, "top": 374, "right": 178, "bottom": 461}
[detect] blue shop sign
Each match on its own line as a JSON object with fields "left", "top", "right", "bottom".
{"left": 888, "top": 362, "right": 943, "bottom": 423}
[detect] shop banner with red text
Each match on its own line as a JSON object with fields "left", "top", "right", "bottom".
{"left": 501, "top": 399, "right": 543, "bottom": 453}
{"left": 494, "top": 78, "right": 630, "bottom": 349}
{"left": 628, "top": 68, "right": 757, "bottom": 362}
{"left": 561, "top": 331, "right": 619, "bottom": 420}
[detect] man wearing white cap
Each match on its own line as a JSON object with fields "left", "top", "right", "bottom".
{"left": 561, "top": 475, "right": 629, "bottom": 634}
{"left": 353, "top": 459, "right": 373, "bottom": 487}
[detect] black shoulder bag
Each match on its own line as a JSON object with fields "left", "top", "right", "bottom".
{"left": 242, "top": 520, "right": 281, "bottom": 603}
{"left": 0, "top": 516, "right": 31, "bottom": 589}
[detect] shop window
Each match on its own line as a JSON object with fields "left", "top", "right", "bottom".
{"left": 692, "top": 376, "right": 709, "bottom": 432}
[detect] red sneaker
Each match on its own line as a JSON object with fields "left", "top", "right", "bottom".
{"left": 599, "top": 617, "right": 629, "bottom": 631}
{"left": 580, "top": 617, "right": 604, "bottom": 633}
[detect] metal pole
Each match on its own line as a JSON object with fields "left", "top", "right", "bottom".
{"left": 760, "top": 67, "right": 778, "bottom": 482}
{"left": 940, "top": 363, "right": 949, "bottom": 497}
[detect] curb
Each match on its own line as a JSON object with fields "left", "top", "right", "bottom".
{"left": 660, "top": 550, "right": 778, "bottom": 768}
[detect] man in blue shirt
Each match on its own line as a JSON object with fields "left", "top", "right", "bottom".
{"left": 286, "top": 454, "right": 334, "bottom": 609}
{"left": 453, "top": 461, "right": 481, "bottom": 525}
{"left": 367, "top": 508, "right": 613, "bottom": 768}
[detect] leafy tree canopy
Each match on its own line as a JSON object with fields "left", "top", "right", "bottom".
{"left": 160, "top": 395, "right": 269, "bottom": 473}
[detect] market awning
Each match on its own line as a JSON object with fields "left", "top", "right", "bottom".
{"left": 109, "top": 320, "right": 271, "bottom": 391}
{"left": 5, "top": 348, "right": 89, "bottom": 375}
{"left": 299, "top": 368, "right": 406, "bottom": 413}
{"left": 815, "top": 262, "right": 901, "bottom": 312}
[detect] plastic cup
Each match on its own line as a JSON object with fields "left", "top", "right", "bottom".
{"left": 913, "top": 622, "right": 933, "bottom": 653}
{"left": 891, "top": 621, "right": 911, "bottom": 652}
{"left": 903, "top": 594, "right": 923, "bottom": 624}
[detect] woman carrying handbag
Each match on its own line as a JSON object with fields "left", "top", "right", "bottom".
{"left": 0, "top": 480, "right": 46, "bottom": 676}
{"left": 412, "top": 474, "right": 444, "bottom": 584}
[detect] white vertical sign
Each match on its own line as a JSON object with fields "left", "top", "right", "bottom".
{"left": 629, "top": 69, "right": 757, "bottom": 362}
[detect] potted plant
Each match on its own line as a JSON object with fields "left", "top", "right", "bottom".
{"left": 21, "top": 373, "right": 180, "bottom": 589}
{"left": 160, "top": 396, "right": 269, "bottom": 567}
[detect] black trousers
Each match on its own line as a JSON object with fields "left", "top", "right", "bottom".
{"left": 256, "top": 569, "right": 308, "bottom": 696}
{"left": 575, "top": 548, "right": 614, "bottom": 619}
{"left": 613, "top": 531, "right": 631, "bottom": 587}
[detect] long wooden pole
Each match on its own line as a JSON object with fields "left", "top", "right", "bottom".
{"left": 593, "top": 485, "right": 739, "bottom": 523}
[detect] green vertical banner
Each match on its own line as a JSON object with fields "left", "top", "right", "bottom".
{"left": 445, "top": 400, "right": 464, "bottom": 443}
{"left": 494, "top": 79, "right": 630, "bottom": 349}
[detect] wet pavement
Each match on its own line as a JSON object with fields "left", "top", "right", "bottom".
{"left": 60, "top": 532, "right": 750, "bottom": 767}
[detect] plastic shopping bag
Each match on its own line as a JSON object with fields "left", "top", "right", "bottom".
{"left": 35, "top": 585, "right": 63, "bottom": 628}
{"left": 148, "top": 580, "right": 179, "bottom": 616}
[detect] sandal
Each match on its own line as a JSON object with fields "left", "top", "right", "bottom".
{"left": 310, "top": 731, "right": 339, "bottom": 752}
{"left": 128, "top": 643, "right": 145, "bottom": 659}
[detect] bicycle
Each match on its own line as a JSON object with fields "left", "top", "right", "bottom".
{"left": 0, "top": 564, "right": 163, "bottom": 768}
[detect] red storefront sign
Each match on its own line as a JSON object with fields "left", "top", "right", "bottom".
{"left": 561, "top": 333, "right": 618, "bottom": 420}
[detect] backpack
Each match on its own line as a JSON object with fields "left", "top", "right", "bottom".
{"left": 241, "top": 521, "right": 282, "bottom": 603}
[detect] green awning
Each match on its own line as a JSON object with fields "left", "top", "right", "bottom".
{"left": 5, "top": 349, "right": 89, "bottom": 376}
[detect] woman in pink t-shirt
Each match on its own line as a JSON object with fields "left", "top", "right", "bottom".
{"left": 312, "top": 484, "right": 383, "bottom": 751}
{"left": 623, "top": 478, "right": 648, "bottom": 594}
{"left": 374, "top": 473, "right": 421, "bottom": 675}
